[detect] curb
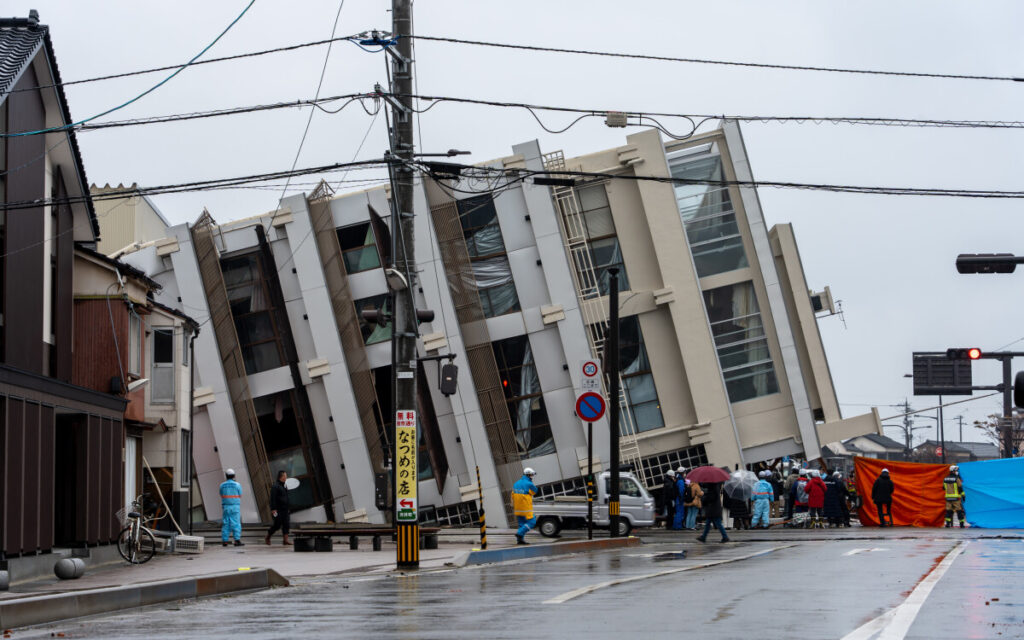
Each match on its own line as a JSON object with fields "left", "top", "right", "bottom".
{"left": 0, "top": 567, "right": 289, "bottom": 629}
{"left": 454, "top": 536, "right": 642, "bottom": 567}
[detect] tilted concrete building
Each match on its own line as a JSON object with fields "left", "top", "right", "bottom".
{"left": 120, "top": 121, "right": 879, "bottom": 528}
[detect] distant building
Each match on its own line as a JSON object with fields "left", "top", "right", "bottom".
{"left": 913, "top": 439, "right": 999, "bottom": 463}
{"left": 120, "top": 123, "right": 881, "bottom": 528}
{"left": 1, "top": 13, "right": 126, "bottom": 576}
{"left": 90, "top": 183, "right": 171, "bottom": 256}
{"left": 835, "top": 434, "right": 908, "bottom": 461}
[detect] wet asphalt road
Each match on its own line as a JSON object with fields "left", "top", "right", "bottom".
{"left": 15, "top": 536, "right": 1024, "bottom": 639}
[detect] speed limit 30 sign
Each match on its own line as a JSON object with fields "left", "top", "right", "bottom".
{"left": 580, "top": 360, "right": 601, "bottom": 392}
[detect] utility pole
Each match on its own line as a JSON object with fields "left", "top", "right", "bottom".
{"left": 938, "top": 394, "right": 945, "bottom": 463}
{"left": 607, "top": 269, "right": 621, "bottom": 537}
{"left": 390, "top": 0, "right": 418, "bottom": 570}
{"left": 902, "top": 399, "right": 914, "bottom": 452}
{"left": 957, "top": 415, "right": 964, "bottom": 442}
{"left": 1003, "top": 358, "right": 1013, "bottom": 458}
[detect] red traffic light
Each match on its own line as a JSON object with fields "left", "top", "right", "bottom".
{"left": 968, "top": 348, "right": 982, "bottom": 360}
{"left": 946, "top": 348, "right": 983, "bottom": 360}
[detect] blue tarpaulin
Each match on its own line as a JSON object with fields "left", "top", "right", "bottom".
{"left": 958, "top": 457, "right": 1024, "bottom": 529}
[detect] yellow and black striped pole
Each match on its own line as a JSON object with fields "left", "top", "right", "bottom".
{"left": 476, "top": 465, "right": 487, "bottom": 549}
{"left": 587, "top": 473, "right": 594, "bottom": 540}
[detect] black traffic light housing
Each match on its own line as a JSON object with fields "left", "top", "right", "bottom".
{"left": 1015, "top": 371, "right": 1024, "bottom": 409}
{"left": 946, "top": 348, "right": 982, "bottom": 360}
{"left": 956, "top": 253, "right": 1019, "bottom": 274}
{"left": 439, "top": 362, "right": 458, "bottom": 396}
{"left": 360, "top": 307, "right": 434, "bottom": 327}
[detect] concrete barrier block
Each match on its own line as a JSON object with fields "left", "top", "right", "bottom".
{"left": 75, "top": 586, "right": 142, "bottom": 618}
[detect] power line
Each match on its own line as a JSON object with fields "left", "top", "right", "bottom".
{"left": 1, "top": 0, "right": 258, "bottom": 138}
{"left": 415, "top": 160, "right": 1024, "bottom": 200}
{"left": 411, "top": 35, "right": 1024, "bottom": 84}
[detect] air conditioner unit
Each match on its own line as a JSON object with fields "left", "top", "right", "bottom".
{"left": 809, "top": 286, "right": 836, "bottom": 315}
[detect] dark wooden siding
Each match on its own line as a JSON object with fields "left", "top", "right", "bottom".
{"left": 0, "top": 397, "right": 56, "bottom": 555}
{"left": 72, "top": 299, "right": 129, "bottom": 394}
{"left": 4, "top": 66, "right": 46, "bottom": 374}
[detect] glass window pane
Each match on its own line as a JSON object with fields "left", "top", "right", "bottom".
{"left": 625, "top": 373, "right": 658, "bottom": 404}
{"left": 343, "top": 246, "right": 381, "bottom": 273}
{"left": 338, "top": 222, "right": 374, "bottom": 251}
{"left": 480, "top": 282, "right": 520, "bottom": 318}
{"left": 285, "top": 479, "right": 315, "bottom": 511}
{"left": 702, "top": 282, "right": 779, "bottom": 403}
{"left": 243, "top": 341, "right": 282, "bottom": 375}
{"left": 577, "top": 184, "right": 609, "bottom": 212}
{"left": 671, "top": 154, "right": 748, "bottom": 278}
{"left": 269, "top": 448, "right": 308, "bottom": 477}
{"left": 355, "top": 295, "right": 392, "bottom": 344}
{"left": 583, "top": 207, "right": 614, "bottom": 238}
{"left": 631, "top": 401, "right": 665, "bottom": 432}
{"left": 234, "top": 312, "right": 276, "bottom": 345}
{"left": 692, "top": 237, "right": 749, "bottom": 277}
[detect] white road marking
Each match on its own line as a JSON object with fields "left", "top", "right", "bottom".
{"left": 543, "top": 545, "right": 795, "bottom": 604}
{"left": 840, "top": 541, "right": 968, "bottom": 640}
{"left": 843, "top": 548, "right": 890, "bottom": 556}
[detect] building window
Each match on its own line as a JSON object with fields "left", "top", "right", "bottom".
{"left": 337, "top": 222, "right": 381, "bottom": 274}
{"left": 492, "top": 335, "right": 555, "bottom": 459}
{"left": 703, "top": 281, "right": 779, "bottom": 403}
{"left": 456, "top": 195, "right": 520, "bottom": 318}
{"left": 593, "top": 316, "right": 664, "bottom": 433}
{"left": 129, "top": 312, "right": 142, "bottom": 375}
{"left": 182, "top": 330, "right": 189, "bottom": 367}
{"left": 669, "top": 153, "right": 749, "bottom": 278}
{"left": 575, "top": 184, "right": 629, "bottom": 296}
{"left": 254, "top": 391, "right": 317, "bottom": 511}
{"left": 151, "top": 328, "right": 175, "bottom": 403}
{"left": 355, "top": 294, "right": 392, "bottom": 345}
{"left": 220, "top": 253, "right": 285, "bottom": 375}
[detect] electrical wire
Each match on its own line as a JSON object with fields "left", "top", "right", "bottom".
{"left": 1, "top": 0, "right": 258, "bottom": 138}
{"left": 274, "top": 0, "right": 348, "bottom": 214}
{"left": 410, "top": 35, "right": 1024, "bottom": 84}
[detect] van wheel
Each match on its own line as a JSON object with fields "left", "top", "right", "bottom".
{"left": 538, "top": 517, "right": 562, "bottom": 538}
{"left": 616, "top": 519, "right": 632, "bottom": 537}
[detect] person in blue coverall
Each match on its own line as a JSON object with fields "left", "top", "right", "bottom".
{"left": 751, "top": 471, "right": 775, "bottom": 528}
{"left": 673, "top": 469, "right": 688, "bottom": 530}
{"left": 512, "top": 468, "right": 539, "bottom": 545}
{"left": 220, "top": 469, "right": 245, "bottom": 547}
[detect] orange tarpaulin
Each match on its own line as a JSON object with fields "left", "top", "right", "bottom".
{"left": 854, "top": 457, "right": 949, "bottom": 527}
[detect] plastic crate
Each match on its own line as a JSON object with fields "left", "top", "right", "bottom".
{"left": 173, "top": 535, "right": 205, "bottom": 554}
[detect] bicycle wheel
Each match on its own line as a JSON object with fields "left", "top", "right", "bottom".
{"left": 134, "top": 529, "right": 157, "bottom": 564}
{"left": 117, "top": 526, "right": 136, "bottom": 563}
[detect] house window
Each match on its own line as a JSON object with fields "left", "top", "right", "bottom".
{"left": 129, "top": 312, "right": 142, "bottom": 375}
{"left": 575, "top": 184, "right": 629, "bottom": 296}
{"left": 254, "top": 391, "right": 317, "bottom": 511}
{"left": 594, "top": 316, "right": 664, "bottom": 433}
{"left": 182, "top": 330, "right": 189, "bottom": 367}
{"left": 220, "top": 253, "right": 284, "bottom": 375}
{"left": 337, "top": 222, "right": 381, "bottom": 274}
{"left": 456, "top": 195, "right": 520, "bottom": 318}
{"left": 354, "top": 294, "right": 392, "bottom": 345}
{"left": 151, "top": 328, "right": 175, "bottom": 403}
{"left": 669, "top": 153, "right": 749, "bottom": 278}
{"left": 492, "top": 335, "right": 555, "bottom": 459}
{"left": 703, "top": 281, "right": 779, "bottom": 403}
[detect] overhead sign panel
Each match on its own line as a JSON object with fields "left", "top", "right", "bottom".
{"left": 912, "top": 352, "right": 973, "bottom": 396}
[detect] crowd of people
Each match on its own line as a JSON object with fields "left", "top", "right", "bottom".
{"left": 658, "top": 465, "right": 863, "bottom": 536}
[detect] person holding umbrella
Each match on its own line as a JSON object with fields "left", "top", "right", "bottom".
{"left": 688, "top": 466, "right": 731, "bottom": 543}
{"left": 724, "top": 470, "right": 756, "bottom": 530}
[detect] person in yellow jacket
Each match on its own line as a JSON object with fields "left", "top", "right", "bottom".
{"left": 944, "top": 465, "right": 966, "bottom": 528}
{"left": 512, "top": 468, "right": 539, "bottom": 545}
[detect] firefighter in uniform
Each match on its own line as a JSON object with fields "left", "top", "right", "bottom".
{"left": 944, "top": 465, "right": 966, "bottom": 528}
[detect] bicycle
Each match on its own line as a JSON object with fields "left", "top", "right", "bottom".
{"left": 116, "top": 496, "right": 159, "bottom": 564}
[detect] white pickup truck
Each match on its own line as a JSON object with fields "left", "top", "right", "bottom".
{"left": 532, "top": 471, "right": 656, "bottom": 537}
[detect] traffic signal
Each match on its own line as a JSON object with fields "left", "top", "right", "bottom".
{"left": 956, "top": 253, "right": 1018, "bottom": 274}
{"left": 439, "top": 362, "right": 458, "bottom": 396}
{"left": 360, "top": 307, "right": 390, "bottom": 328}
{"left": 946, "top": 348, "right": 982, "bottom": 360}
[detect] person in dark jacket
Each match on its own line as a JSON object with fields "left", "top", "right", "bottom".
{"left": 696, "top": 482, "right": 730, "bottom": 544}
{"left": 805, "top": 471, "right": 828, "bottom": 529}
{"left": 823, "top": 472, "right": 848, "bottom": 527}
{"left": 661, "top": 470, "right": 677, "bottom": 529}
{"left": 265, "top": 470, "right": 291, "bottom": 546}
{"left": 871, "top": 469, "right": 895, "bottom": 527}
{"left": 725, "top": 492, "right": 751, "bottom": 530}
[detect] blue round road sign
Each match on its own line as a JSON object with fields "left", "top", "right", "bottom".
{"left": 576, "top": 392, "right": 606, "bottom": 423}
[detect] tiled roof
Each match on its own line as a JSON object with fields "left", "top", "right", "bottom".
{"left": 0, "top": 19, "right": 44, "bottom": 96}
{"left": 916, "top": 439, "right": 971, "bottom": 453}
{"left": 852, "top": 433, "right": 906, "bottom": 450}
{"left": 0, "top": 16, "right": 100, "bottom": 239}
{"left": 950, "top": 441, "right": 1000, "bottom": 458}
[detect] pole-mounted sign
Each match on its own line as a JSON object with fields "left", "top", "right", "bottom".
{"left": 395, "top": 410, "right": 417, "bottom": 523}
{"left": 580, "top": 360, "right": 602, "bottom": 392}
{"left": 576, "top": 391, "right": 607, "bottom": 423}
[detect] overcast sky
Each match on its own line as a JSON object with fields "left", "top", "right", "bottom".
{"left": 24, "top": 0, "right": 1024, "bottom": 445}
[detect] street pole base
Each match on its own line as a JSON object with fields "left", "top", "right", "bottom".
{"left": 396, "top": 523, "right": 420, "bottom": 569}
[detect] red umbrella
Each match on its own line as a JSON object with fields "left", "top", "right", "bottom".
{"left": 687, "top": 466, "right": 731, "bottom": 483}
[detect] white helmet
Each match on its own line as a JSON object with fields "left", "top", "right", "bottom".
{"left": 676, "top": 466, "right": 687, "bottom": 474}
{"left": 523, "top": 467, "right": 536, "bottom": 477}
{"left": 225, "top": 468, "right": 236, "bottom": 477}
{"left": 950, "top": 465, "right": 959, "bottom": 472}
{"left": 667, "top": 469, "right": 676, "bottom": 477}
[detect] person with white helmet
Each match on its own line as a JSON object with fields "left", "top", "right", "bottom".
{"left": 872, "top": 468, "right": 895, "bottom": 527}
{"left": 750, "top": 471, "right": 775, "bottom": 528}
{"left": 512, "top": 467, "right": 539, "bottom": 545}
{"left": 673, "top": 468, "right": 688, "bottom": 530}
{"left": 944, "top": 465, "right": 966, "bottom": 528}
{"left": 219, "top": 469, "right": 244, "bottom": 547}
